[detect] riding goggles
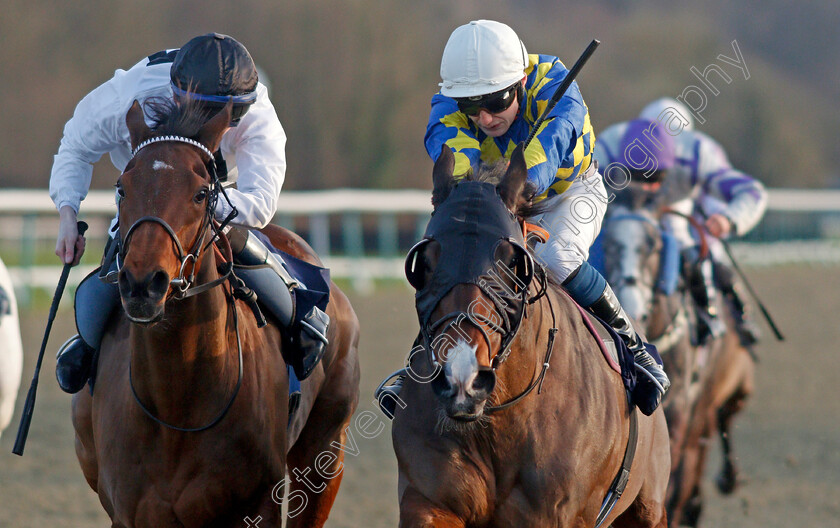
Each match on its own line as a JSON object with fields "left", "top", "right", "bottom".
{"left": 171, "top": 82, "right": 257, "bottom": 126}
{"left": 454, "top": 83, "right": 519, "bottom": 116}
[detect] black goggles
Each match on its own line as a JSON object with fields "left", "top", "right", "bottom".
{"left": 455, "top": 84, "right": 519, "bottom": 117}
{"left": 171, "top": 82, "right": 255, "bottom": 126}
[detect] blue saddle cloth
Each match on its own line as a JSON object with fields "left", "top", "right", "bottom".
{"left": 252, "top": 230, "right": 331, "bottom": 315}
{"left": 588, "top": 311, "right": 664, "bottom": 395}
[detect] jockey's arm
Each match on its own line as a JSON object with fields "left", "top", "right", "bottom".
{"left": 524, "top": 114, "right": 589, "bottom": 197}
{"left": 695, "top": 136, "right": 767, "bottom": 237}
{"left": 50, "top": 77, "right": 127, "bottom": 264}
{"left": 214, "top": 84, "right": 287, "bottom": 229}
{"left": 424, "top": 94, "right": 482, "bottom": 177}
{"left": 523, "top": 58, "right": 594, "bottom": 198}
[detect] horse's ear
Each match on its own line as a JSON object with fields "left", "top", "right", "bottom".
{"left": 431, "top": 145, "right": 455, "bottom": 208}
{"left": 499, "top": 143, "right": 528, "bottom": 210}
{"left": 196, "top": 100, "right": 233, "bottom": 153}
{"left": 126, "top": 100, "right": 152, "bottom": 151}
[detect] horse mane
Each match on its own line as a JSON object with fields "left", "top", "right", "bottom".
{"left": 143, "top": 94, "right": 220, "bottom": 140}
{"left": 432, "top": 160, "right": 547, "bottom": 219}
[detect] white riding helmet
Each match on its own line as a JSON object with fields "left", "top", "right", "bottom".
{"left": 639, "top": 97, "right": 695, "bottom": 132}
{"left": 439, "top": 20, "right": 528, "bottom": 98}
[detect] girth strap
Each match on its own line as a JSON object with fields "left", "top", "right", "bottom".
{"left": 595, "top": 408, "right": 639, "bottom": 527}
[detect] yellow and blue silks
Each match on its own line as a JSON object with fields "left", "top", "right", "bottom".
{"left": 424, "top": 54, "right": 595, "bottom": 201}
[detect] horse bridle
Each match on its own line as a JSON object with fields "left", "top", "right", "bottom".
{"left": 412, "top": 236, "right": 535, "bottom": 369}
{"left": 121, "top": 134, "right": 244, "bottom": 432}
{"left": 417, "top": 250, "right": 559, "bottom": 413}
{"left": 119, "top": 135, "right": 239, "bottom": 299}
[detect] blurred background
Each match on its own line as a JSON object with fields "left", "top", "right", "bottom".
{"left": 0, "top": 1, "right": 838, "bottom": 527}
{"left": 1, "top": 0, "right": 838, "bottom": 192}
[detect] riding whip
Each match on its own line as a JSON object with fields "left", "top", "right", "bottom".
{"left": 523, "top": 39, "right": 600, "bottom": 150}
{"left": 716, "top": 236, "right": 784, "bottom": 341}
{"left": 13, "top": 221, "right": 89, "bottom": 456}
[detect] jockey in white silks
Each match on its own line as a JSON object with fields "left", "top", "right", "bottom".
{"left": 49, "top": 33, "right": 329, "bottom": 396}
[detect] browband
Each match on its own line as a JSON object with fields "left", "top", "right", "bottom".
{"left": 132, "top": 135, "right": 215, "bottom": 161}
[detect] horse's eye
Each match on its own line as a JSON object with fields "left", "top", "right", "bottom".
{"left": 194, "top": 189, "right": 209, "bottom": 203}
{"left": 115, "top": 183, "right": 126, "bottom": 199}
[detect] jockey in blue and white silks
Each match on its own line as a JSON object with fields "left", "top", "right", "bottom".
{"left": 595, "top": 97, "right": 768, "bottom": 346}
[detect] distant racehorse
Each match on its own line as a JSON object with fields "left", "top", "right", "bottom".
{"left": 71, "top": 100, "right": 360, "bottom": 527}
{"left": 391, "top": 145, "right": 670, "bottom": 527}
{"left": 598, "top": 204, "right": 754, "bottom": 527}
{"left": 0, "top": 256, "right": 23, "bottom": 441}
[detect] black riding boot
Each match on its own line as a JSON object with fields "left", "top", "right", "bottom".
{"left": 56, "top": 248, "right": 121, "bottom": 394}
{"left": 228, "top": 228, "right": 330, "bottom": 381}
{"left": 587, "top": 283, "right": 671, "bottom": 416}
{"left": 684, "top": 250, "right": 725, "bottom": 346}
{"left": 714, "top": 261, "right": 760, "bottom": 347}
{"left": 56, "top": 336, "right": 97, "bottom": 394}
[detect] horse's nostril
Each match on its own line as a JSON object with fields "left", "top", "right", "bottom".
{"left": 471, "top": 369, "right": 497, "bottom": 396}
{"left": 118, "top": 270, "right": 137, "bottom": 298}
{"left": 623, "top": 276, "right": 637, "bottom": 286}
{"left": 118, "top": 269, "right": 169, "bottom": 300}
{"left": 148, "top": 270, "right": 170, "bottom": 298}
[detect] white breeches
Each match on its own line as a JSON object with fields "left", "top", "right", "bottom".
{"left": 530, "top": 171, "right": 609, "bottom": 282}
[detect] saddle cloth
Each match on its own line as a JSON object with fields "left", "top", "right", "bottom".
{"left": 562, "top": 291, "right": 665, "bottom": 395}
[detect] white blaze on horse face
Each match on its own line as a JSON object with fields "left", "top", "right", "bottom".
{"left": 153, "top": 160, "right": 174, "bottom": 172}
{"left": 445, "top": 339, "right": 479, "bottom": 403}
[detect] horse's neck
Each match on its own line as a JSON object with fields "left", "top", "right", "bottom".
{"left": 129, "top": 264, "right": 238, "bottom": 408}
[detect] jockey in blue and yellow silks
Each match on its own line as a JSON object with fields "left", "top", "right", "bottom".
{"left": 378, "top": 20, "right": 670, "bottom": 416}
{"left": 425, "top": 53, "right": 595, "bottom": 202}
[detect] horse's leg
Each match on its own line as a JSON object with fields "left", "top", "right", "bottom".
{"left": 678, "top": 420, "right": 716, "bottom": 528}
{"left": 71, "top": 389, "right": 99, "bottom": 492}
{"left": 399, "top": 487, "right": 467, "bottom": 528}
{"left": 666, "top": 411, "right": 712, "bottom": 528}
{"left": 715, "top": 358, "right": 754, "bottom": 495}
{"left": 285, "top": 350, "right": 359, "bottom": 528}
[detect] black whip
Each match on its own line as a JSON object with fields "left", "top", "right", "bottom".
{"left": 13, "top": 221, "right": 88, "bottom": 455}
{"left": 523, "top": 39, "right": 600, "bottom": 150}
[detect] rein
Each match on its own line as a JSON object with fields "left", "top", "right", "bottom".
{"left": 660, "top": 207, "right": 709, "bottom": 259}
{"left": 485, "top": 268, "right": 558, "bottom": 413}
{"left": 122, "top": 134, "right": 244, "bottom": 432}
{"left": 128, "top": 278, "right": 244, "bottom": 433}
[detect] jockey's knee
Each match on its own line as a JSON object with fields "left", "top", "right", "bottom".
{"left": 532, "top": 243, "right": 585, "bottom": 283}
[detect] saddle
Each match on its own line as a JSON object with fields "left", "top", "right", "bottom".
{"left": 563, "top": 290, "right": 663, "bottom": 396}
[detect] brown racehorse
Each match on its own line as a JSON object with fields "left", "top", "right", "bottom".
{"left": 598, "top": 205, "right": 754, "bottom": 527}
{"left": 391, "top": 145, "right": 670, "bottom": 528}
{"left": 71, "top": 99, "right": 360, "bottom": 527}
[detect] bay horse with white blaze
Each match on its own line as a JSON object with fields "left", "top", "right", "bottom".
{"left": 71, "top": 99, "right": 360, "bottom": 527}
{"left": 391, "top": 145, "right": 670, "bottom": 527}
